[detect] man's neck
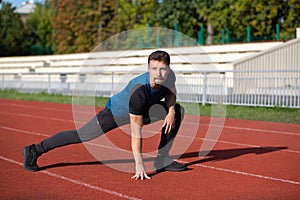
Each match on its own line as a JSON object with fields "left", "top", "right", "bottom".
{"left": 150, "top": 82, "right": 161, "bottom": 90}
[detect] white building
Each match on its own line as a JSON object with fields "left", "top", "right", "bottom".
{"left": 13, "top": 0, "right": 36, "bottom": 24}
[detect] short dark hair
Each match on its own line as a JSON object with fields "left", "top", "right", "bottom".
{"left": 148, "top": 50, "right": 170, "bottom": 66}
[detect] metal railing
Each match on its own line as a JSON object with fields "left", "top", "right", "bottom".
{"left": 1, "top": 70, "right": 299, "bottom": 108}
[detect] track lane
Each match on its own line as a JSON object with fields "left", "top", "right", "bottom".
{"left": 1, "top": 98, "right": 299, "bottom": 199}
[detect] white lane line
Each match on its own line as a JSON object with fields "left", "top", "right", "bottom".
{"left": 120, "top": 127, "right": 300, "bottom": 154}
{"left": 0, "top": 111, "right": 74, "bottom": 123}
{"left": 0, "top": 126, "right": 50, "bottom": 137}
{"left": 0, "top": 155, "right": 141, "bottom": 200}
{"left": 1, "top": 125, "right": 300, "bottom": 186}
{"left": 196, "top": 122, "right": 300, "bottom": 137}
{"left": 61, "top": 142, "right": 300, "bottom": 186}
{"left": 1, "top": 110, "right": 300, "bottom": 138}
{"left": 1, "top": 102, "right": 300, "bottom": 136}
{"left": 1, "top": 123, "right": 300, "bottom": 155}
{"left": 193, "top": 163, "right": 300, "bottom": 185}
{"left": 180, "top": 135, "right": 300, "bottom": 154}
{"left": 2, "top": 102, "right": 91, "bottom": 113}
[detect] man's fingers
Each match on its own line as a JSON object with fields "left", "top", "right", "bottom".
{"left": 162, "top": 120, "right": 175, "bottom": 134}
{"left": 164, "top": 123, "right": 172, "bottom": 134}
{"left": 165, "top": 125, "right": 170, "bottom": 134}
{"left": 131, "top": 173, "right": 140, "bottom": 180}
{"left": 144, "top": 173, "right": 151, "bottom": 179}
{"left": 131, "top": 174, "right": 137, "bottom": 179}
{"left": 131, "top": 172, "right": 151, "bottom": 180}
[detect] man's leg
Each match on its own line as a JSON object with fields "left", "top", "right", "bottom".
{"left": 146, "top": 102, "right": 187, "bottom": 171}
{"left": 37, "top": 108, "right": 120, "bottom": 153}
{"left": 23, "top": 108, "right": 119, "bottom": 171}
{"left": 157, "top": 103, "right": 184, "bottom": 157}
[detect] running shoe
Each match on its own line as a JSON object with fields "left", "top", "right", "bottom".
{"left": 153, "top": 155, "right": 187, "bottom": 172}
{"left": 23, "top": 144, "right": 40, "bottom": 172}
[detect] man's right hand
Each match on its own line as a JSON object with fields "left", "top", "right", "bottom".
{"left": 131, "top": 163, "right": 151, "bottom": 180}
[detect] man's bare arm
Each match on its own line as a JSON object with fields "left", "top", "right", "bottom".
{"left": 130, "top": 114, "right": 150, "bottom": 180}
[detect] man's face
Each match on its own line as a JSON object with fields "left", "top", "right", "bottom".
{"left": 148, "top": 60, "right": 170, "bottom": 86}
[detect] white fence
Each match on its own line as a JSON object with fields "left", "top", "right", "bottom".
{"left": 1, "top": 41, "right": 298, "bottom": 108}
{"left": 1, "top": 70, "right": 299, "bottom": 108}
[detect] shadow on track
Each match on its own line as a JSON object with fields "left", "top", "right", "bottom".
{"left": 181, "top": 146, "right": 288, "bottom": 167}
{"left": 39, "top": 146, "right": 288, "bottom": 174}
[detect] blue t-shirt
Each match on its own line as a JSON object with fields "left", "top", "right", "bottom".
{"left": 106, "top": 70, "right": 176, "bottom": 117}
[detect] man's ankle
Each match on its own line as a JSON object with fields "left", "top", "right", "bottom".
{"left": 34, "top": 143, "right": 45, "bottom": 155}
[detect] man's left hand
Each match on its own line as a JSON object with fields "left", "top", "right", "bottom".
{"left": 162, "top": 112, "right": 175, "bottom": 134}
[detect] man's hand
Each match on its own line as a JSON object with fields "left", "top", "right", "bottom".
{"left": 164, "top": 86, "right": 176, "bottom": 134}
{"left": 131, "top": 162, "right": 151, "bottom": 180}
{"left": 162, "top": 108, "right": 175, "bottom": 134}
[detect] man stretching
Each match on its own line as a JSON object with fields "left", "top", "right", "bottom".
{"left": 23, "top": 50, "right": 187, "bottom": 180}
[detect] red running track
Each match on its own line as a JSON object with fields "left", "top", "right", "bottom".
{"left": 0, "top": 98, "right": 299, "bottom": 199}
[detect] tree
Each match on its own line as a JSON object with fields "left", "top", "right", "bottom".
{"left": 154, "top": 0, "right": 200, "bottom": 38}
{"left": 192, "top": 0, "right": 217, "bottom": 44}
{"left": 117, "top": 0, "right": 158, "bottom": 30}
{"left": 197, "top": 0, "right": 296, "bottom": 43}
{"left": 26, "top": 0, "right": 55, "bottom": 54}
{"left": 107, "top": 0, "right": 158, "bottom": 50}
{"left": 51, "top": 0, "right": 119, "bottom": 54}
{"left": 97, "top": 0, "right": 119, "bottom": 44}
{"left": 226, "top": 0, "right": 284, "bottom": 40}
{"left": 52, "top": 0, "right": 95, "bottom": 53}
{"left": 0, "top": 2, "right": 30, "bottom": 56}
{"left": 281, "top": 0, "right": 300, "bottom": 39}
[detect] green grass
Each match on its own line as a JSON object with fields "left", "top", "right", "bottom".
{"left": 189, "top": 103, "right": 300, "bottom": 124}
{"left": 1, "top": 89, "right": 299, "bottom": 124}
{"left": 0, "top": 89, "right": 108, "bottom": 106}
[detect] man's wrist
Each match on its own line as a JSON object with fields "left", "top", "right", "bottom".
{"left": 168, "top": 107, "right": 175, "bottom": 114}
{"left": 133, "top": 152, "right": 143, "bottom": 164}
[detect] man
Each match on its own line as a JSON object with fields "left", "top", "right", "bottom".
{"left": 23, "top": 50, "right": 187, "bottom": 180}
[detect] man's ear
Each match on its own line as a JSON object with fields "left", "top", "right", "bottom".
{"left": 166, "top": 67, "right": 171, "bottom": 75}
